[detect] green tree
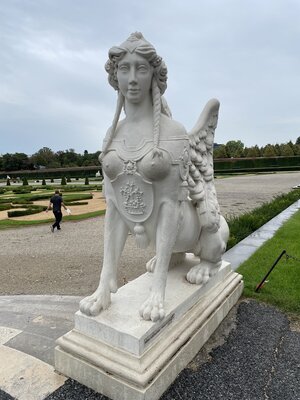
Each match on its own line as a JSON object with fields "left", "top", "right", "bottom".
{"left": 279, "top": 143, "right": 294, "bottom": 156}
{"left": 293, "top": 144, "right": 300, "bottom": 155}
{"left": 62, "top": 149, "right": 80, "bottom": 167}
{"left": 225, "top": 140, "right": 244, "bottom": 158}
{"left": 85, "top": 176, "right": 89, "bottom": 185}
{"left": 42, "top": 178, "right": 46, "bottom": 186}
{"left": 22, "top": 177, "right": 29, "bottom": 186}
{"left": 274, "top": 143, "right": 281, "bottom": 156}
{"left": 244, "top": 146, "right": 261, "bottom": 157}
{"left": 2, "top": 153, "right": 30, "bottom": 171}
{"left": 61, "top": 177, "right": 67, "bottom": 185}
{"left": 262, "top": 144, "right": 276, "bottom": 157}
{"left": 213, "top": 145, "right": 228, "bottom": 158}
{"left": 30, "top": 147, "right": 57, "bottom": 168}
{"left": 296, "top": 137, "right": 300, "bottom": 145}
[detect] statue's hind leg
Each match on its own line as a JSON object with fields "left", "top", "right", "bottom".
{"left": 187, "top": 216, "right": 229, "bottom": 285}
{"left": 80, "top": 200, "right": 128, "bottom": 316}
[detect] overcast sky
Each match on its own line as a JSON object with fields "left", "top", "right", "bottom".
{"left": 1, "top": 0, "right": 299, "bottom": 155}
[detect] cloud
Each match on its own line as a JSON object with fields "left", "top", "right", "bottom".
{"left": 1, "top": 0, "right": 300, "bottom": 155}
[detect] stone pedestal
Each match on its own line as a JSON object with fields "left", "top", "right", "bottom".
{"left": 55, "top": 257, "right": 243, "bottom": 400}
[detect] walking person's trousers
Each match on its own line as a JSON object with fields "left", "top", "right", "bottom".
{"left": 53, "top": 211, "right": 62, "bottom": 230}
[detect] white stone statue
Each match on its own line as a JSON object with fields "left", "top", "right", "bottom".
{"left": 80, "top": 32, "right": 229, "bottom": 322}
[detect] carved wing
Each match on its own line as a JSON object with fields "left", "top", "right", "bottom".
{"left": 188, "top": 98, "right": 221, "bottom": 232}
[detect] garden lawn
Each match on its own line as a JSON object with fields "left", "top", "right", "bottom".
{"left": 0, "top": 185, "right": 105, "bottom": 228}
{"left": 237, "top": 209, "right": 300, "bottom": 314}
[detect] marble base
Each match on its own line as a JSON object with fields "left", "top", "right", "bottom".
{"left": 55, "top": 259, "right": 243, "bottom": 400}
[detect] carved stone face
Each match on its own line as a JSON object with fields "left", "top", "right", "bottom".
{"left": 117, "top": 52, "right": 153, "bottom": 104}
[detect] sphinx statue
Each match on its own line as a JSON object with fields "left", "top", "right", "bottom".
{"left": 79, "top": 32, "right": 229, "bottom": 322}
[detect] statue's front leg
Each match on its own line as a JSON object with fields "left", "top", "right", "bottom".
{"left": 139, "top": 202, "right": 179, "bottom": 322}
{"left": 80, "top": 200, "right": 128, "bottom": 316}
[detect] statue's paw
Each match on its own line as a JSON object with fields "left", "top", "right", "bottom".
{"left": 79, "top": 286, "right": 112, "bottom": 317}
{"left": 186, "top": 264, "right": 210, "bottom": 285}
{"left": 186, "top": 260, "right": 221, "bottom": 285}
{"left": 146, "top": 256, "right": 157, "bottom": 273}
{"left": 139, "top": 293, "right": 165, "bottom": 322}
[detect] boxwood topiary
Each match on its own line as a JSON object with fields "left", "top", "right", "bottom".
{"left": 7, "top": 205, "right": 47, "bottom": 217}
{"left": 0, "top": 203, "right": 12, "bottom": 211}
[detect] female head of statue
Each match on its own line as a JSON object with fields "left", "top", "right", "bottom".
{"left": 105, "top": 32, "right": 168, "bottom": 98}
{"left": 100, "top": 33, "right": 170, "bottom": 160}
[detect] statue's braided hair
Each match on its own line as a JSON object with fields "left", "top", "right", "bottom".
{"left": 100, "top": 32, "right": 170, "bottom": 160}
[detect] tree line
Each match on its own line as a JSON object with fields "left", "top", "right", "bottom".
{"left": 0, "top": 147, "right": 101, "bottom": 172}
{"left": 1, "top": 138, "right": 299, "bottom": 171}
{"left": 214, "top": 138, "right": 300, "bottom": 159}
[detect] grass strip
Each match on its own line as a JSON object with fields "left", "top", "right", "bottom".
{"left": 227, "top": 189, "right": 300, "bottom": 249}
{"left": 0, "top": 210, "right": 105, "bottom": 230}
{"left": 237, "top": 209, "right": 300, "bottom": 314}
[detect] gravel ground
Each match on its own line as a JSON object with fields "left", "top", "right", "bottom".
{"left": 44, "top": 300, "right": 300, "bottom": 400}
{"left": 0, "top": 171, "right": 299, "bottom": 296}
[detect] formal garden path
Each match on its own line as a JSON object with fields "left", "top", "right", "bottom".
{"left": 0, "top": 171, "right": 299, "bottom": 297}
{"left": 0, "top": 190, "right": 106, "bottom": 221}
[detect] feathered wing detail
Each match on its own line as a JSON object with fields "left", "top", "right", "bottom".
{"left": 188, "top": 98, "right": 221, "bottom": 233}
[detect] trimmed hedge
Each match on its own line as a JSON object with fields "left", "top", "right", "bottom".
{"left": 7, "top": 205, "right": 47, "bottom": 217}
{"left": 64, "top": 201, "right": 89, "bottom": 206}
{"left": 214, "top": 155, "right": 300, "bottom": 173}
{"left": 0, "top": 166, "right": 101, "bottom": 180}
{"left": 0, "top": 203, "right": 12, "bottom": 211}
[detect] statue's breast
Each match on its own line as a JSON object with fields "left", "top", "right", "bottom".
{"left": 102, "top": 136, "right": 189, "bottom": 181}
{"left": 138, "top": 149, "right": 171, "bottom": 181}
{"left": 102, "top": 151, "right": 123, "bottom": 180}
{"left": 102, "top": 136, "right": 190, "bottom": 221}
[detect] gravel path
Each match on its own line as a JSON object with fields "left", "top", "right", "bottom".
{"left": 0, "top": 172, "right": 299, "bottom": 296}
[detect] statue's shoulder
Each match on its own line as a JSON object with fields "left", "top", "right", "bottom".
{"left": 103, "top": 119, "right": 126, "bottom": 143}
{"left": 160, "top": 114, "right": 188, "bottom": 139}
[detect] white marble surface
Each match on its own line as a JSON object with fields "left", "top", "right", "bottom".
{"left": 0, "top": 326, "right": 22, "bottom": 345}
{"left": 75, "top": 257, "right": 231, "bottom": 356}
{"left": 56, "top": 265, "right": 243, "bottom": 400}
{"left": 0, "top": 345, "right": 66, "bottom": 400}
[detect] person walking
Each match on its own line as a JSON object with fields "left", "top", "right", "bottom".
{"left": 46, "top": 190, "right": 70, "bottom": 232}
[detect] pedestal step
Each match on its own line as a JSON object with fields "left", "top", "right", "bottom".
{"left": 55, "top": 261, "right": 243, "bottom": 400}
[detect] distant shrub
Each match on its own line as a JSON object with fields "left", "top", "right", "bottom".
{"left": 12, "top": 199, "right": 33, "bottom": 204}
{"left": 85, "top": 177, "right": 89, "bottom": 185}
{"left": 0, "top": 203, "right": 12, "bottom": 211}
{"left": 7, "top": 205, "right": 47, "bottom": 218}
{"left": 64, "top": 201, "right": 88, "bottom": 206}
{"left": 61, "top": 177, "right": 67, "bottom": 185}
{"left": 67, "top": 177, "right": 71, "bottom": 182}
{"left": 50, "top": 178, "right": 54, "bottom": 183}
{"left": 12, "top": 188, "right": 31, "bottom": 194}
{"left": 22, "top": 177, "right": 29, "bottom": 186}
{"left": 42, "top": 179, "right": 46, "bottom": 185}
{"left": 6, "top": 179, "right": 10, "bottom": 186}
